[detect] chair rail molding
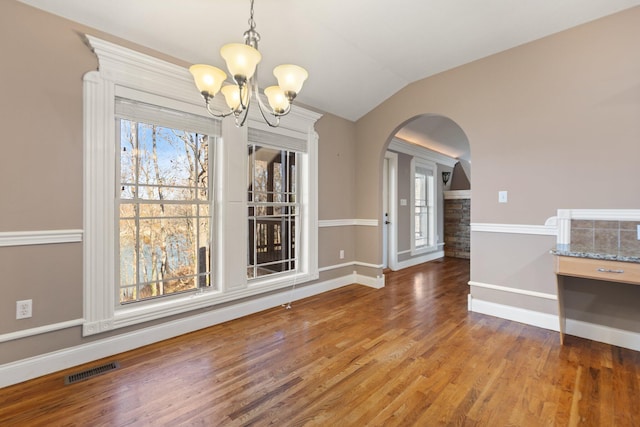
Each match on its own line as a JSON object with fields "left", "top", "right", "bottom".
{"left": 0, "top": 229, "right": 83, "bottom": 247}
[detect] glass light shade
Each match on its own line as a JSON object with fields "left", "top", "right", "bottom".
{"left": 189, "top": 64, "right": 227, "bottom": 97}
{"left": 221, "top": 85, "right": 248, "bottom": 111}
{"left": 220, "top": 43, "right": 262, "bottom": 81}
{"left": 273, "top": 64, "right": 308, "bottom": 96}
{"left": 264, "top": 86, "right": 289, "bottom": 114}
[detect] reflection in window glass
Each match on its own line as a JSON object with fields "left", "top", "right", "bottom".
{"left": 247, "top": 145, "right": 298, "bottom": 279}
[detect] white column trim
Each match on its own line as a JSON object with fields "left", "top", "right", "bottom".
{"left": 0, "top": 230, "right": 83, "bottom": 247}
{"left": 83, "top": 69, "right": 116, "bottom": 336}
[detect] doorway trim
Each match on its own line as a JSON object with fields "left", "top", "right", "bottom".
{"left": 383, "top": 151, "right": 398, "bottom": 270}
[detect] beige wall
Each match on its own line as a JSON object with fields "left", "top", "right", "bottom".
{"left": 354, "top": 7, "right": 640, "bottom": 327}
{"left": 0, "top": 1, "right": 361, "bottom": 366}
{"left": 316, "top": 114, "right": 357, "bottom": 221}
{"left": 356, "top": 6, "right": 640, "bottom": 227}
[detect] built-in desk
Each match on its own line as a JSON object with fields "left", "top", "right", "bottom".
{"left": 552, "top": 247, "right": 640, "bottom": 344}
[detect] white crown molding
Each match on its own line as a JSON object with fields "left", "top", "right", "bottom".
{"left": 0, "top": 230, "right": 83, "bottom": 247}
{"left": 443, "top": 190, "right": 471, "bottom": 200}
{"left": 86, "top": 35, "right": 322, "bottom": 136}
{"left": 388, "top": 138, "right": 457, "bottom": 167}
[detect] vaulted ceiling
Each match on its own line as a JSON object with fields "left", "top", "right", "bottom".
{"left": 18, "top": 0, "right": 640, "bottom": 122}
{"left": 17, "top": 0, "right": 639, "bottom": 162}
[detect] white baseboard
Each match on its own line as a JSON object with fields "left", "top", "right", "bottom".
{"left": 469, "top": 295, "right": 640, "bottom": 351}
{"left": 0, "top": 273, "right": 366, "bottom": 388}
{"left": 565, "top": 319, "right": 640, "bottom": 352}
{"left": 468, "top": 296, "right": 559, "bottom": 332}
{"left": 394, "top": 250, "right": 444, "bottom": 271}
{"left": 355, "top": 272, "right": 385, "bottom": 289}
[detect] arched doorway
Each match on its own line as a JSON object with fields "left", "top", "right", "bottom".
{"left": 382, "top": 114, "right": 470, "bottom": 270}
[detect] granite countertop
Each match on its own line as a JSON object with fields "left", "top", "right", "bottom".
{"left": 551, "top": 244, "right": 640, "bottom": 264}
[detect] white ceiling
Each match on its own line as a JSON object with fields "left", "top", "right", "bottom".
{"left": 18, "top": 0, "right": 640, "bottom": 123}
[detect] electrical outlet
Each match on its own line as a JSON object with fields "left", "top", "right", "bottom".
{"left": 339, "top": 249, "right": 345, "bottom": 259}
{"left": 16, "top": 299, "right": 32, "bottom": 319}
{"left": 498, "top": 191, "right": 508, "bottom": 203}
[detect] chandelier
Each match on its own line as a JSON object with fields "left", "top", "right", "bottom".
{"left": 189, "top": 0, "right": 308, "bottom": 128}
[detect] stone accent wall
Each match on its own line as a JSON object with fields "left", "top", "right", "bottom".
{"left": 444, "top": 196, "right": 470, "bottom": 259}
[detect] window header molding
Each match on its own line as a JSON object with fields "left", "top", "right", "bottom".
{"left": 85, "top": 36, "right": 321, "bottom": 135}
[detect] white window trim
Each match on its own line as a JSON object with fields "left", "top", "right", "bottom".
{"left": 83, "top": 36, "right": 320, "bottom": 336}
{"left": 410, "top": 157, "right": 437, "bottom": 256}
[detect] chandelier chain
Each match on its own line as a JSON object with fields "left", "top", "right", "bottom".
{"left": 248, "top": 0, "right": 256, "bottom": 30}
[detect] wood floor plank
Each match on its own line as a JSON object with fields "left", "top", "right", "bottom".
{"left": 1, "top": 257, "right": 640, "bottom": 426}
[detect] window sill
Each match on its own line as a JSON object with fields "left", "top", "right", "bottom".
{"left": 83, "top": 271, "right": 319, "bottom": 335}
{"left": 411, "top": 243, "right": 444, "bottom": 257}
{"left": 248, "top": 271, "right": 317, "bottom": 291}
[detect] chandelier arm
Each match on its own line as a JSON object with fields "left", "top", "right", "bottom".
{"left": 256, "top": 100, "right": 281, "bottom": 128}
{"left": 205, "top": 99, "right": 234, "bottom": 119}
{"left": 238, "top": 81, "right": 250, "bottom": 111}
{"left": 252, "top": 79, "right": 284, "bottom": 128}
{"left": 236, "top": 103, "right": 251, "bottom": 127}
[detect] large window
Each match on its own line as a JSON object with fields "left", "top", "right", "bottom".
{"left": 411, "top": 158, "right": 436, "bottom": 253}
{"left": 247, "top": 145, "right": 298, "bottom": 278}
{"left": 83, "top": 36, "right": 319, "bottom": 336}
{"left": 116, "top": 101, "right": 214, "bottom": 303}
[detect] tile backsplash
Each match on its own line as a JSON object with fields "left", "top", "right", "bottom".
{"left": 571, "top": 220, "right": 640, "bottom": 256}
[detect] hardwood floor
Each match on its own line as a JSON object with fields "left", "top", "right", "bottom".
{"left": 2, "top": 257, "right": 640, "bottom": 426}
